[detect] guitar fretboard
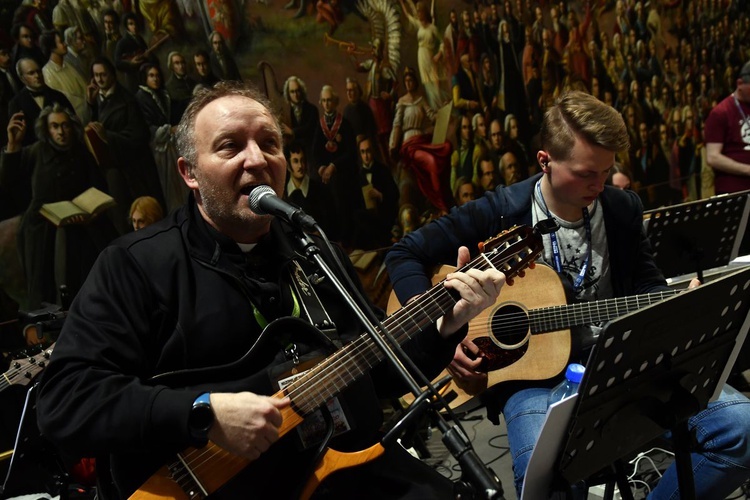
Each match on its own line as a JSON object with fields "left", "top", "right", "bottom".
{"left": 284, "top": 229, "right": 541, "bottom": 416}
{"left": 530, "top": 290, "right": 679, "bottom": 333}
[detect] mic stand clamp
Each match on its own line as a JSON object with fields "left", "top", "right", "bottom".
{"left": 443, "top": 424, "right": 504, "bottom": 500}
{"left": 287, "top": 228, "right": 505, "bottom": 500}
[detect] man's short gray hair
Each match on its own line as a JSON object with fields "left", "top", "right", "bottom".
{"left": 175, "top": 81, "right": 282, "bottom": 174}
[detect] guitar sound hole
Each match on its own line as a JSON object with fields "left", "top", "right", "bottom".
{"left": 491, "top": 304, "right": 530, "bottom": 349}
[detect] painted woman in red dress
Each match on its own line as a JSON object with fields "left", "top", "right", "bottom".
{"left": 389, "top": 67, "right": 453, "bottom": 215}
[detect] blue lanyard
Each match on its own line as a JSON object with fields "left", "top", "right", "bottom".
{"left": 536, "top": 181, "right": 593, "bottom": 292}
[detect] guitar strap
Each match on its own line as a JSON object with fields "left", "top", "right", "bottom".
{"left": 288, "top": 260, "right": 342, "bottom": 349}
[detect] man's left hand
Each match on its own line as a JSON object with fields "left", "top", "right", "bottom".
{"left": 437, "top": 246, "right": 505, "bottom": 338}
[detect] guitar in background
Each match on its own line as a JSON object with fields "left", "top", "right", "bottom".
{"left": 0, "top": 343, "right": 54, "bottom": 395}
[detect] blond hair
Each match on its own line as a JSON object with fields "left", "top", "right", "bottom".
{"left": 540, "top": 91, "right": 630, "bottom": 161}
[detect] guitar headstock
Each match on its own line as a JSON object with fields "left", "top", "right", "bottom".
{"left": 477, "top": 225, "right": 545, "bottom": 283}
{"left": 3, "top": 343, "right": 55, "bottom": 388}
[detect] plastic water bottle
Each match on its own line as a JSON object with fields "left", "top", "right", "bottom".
{"left": 548, "top": 363, "right": 585, "bottom": 407}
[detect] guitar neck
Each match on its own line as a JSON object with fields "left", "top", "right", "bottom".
{"left": 529, "top": 289, "right": 679, "bottom": 333}
{"left": 0, "top": 343, "right": 54, "bottom": 394}
{"left": 281, "top": 231, "right": 539, "bottom": 421}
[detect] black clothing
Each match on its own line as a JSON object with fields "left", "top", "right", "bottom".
{"left": 37, "top": 196, "right": 461, "bottom": 498}
{"left": 194, "top": 72, "right": 219, "bottom": 90}
{"left": 311, "top": 112, "right": 362, "bottom": 244}
{"left": 89, "top": 83, "right": 164, "bottom": 233}
{"left": 284, "top": 177, "right": 340, "bottom": 240}
{"left": 355, "top": 160, "right": 398, "bottom": 249}
{"left": 164, "top": 74, "right": 196, "bottom": 122}
{"left": 209, "top": 50, "right": 241, "bottom": 81}
{"left": 135, "top": 86, "right": 188, "bottom": 212}
{"left": 135, "top": 86, "right": 178, "bottom": 126}
{"left": 0, "top": 140, "right": 116, "bottom": 308}
{"left": 8, "top": 86, "right": 74, "bottom": 146}
{"left": 114, "top": 33, "right": 156, "bottom": 93}
{"left": 290, "top": 99, "right": 320, "bottom": 159}
{"left": 342, "top": 100, "right": 377, "bottom": 143}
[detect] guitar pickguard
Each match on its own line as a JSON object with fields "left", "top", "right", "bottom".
{"left": 474, "top": 336, "right": 529, "bottom": 372}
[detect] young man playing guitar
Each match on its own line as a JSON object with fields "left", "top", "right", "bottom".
{"left": 35, "top": 81, "right": 506, "bottom": 499}
{"left": 386, "top": 91, "right": 750, "bottom": 498}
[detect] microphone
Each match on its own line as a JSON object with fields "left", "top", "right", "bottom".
{"left": 248, "top": 185, "right": 317, "bottom": 231}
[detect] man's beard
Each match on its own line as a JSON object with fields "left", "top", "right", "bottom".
{"left": 197, "top": 179, "right": 242, "bottom": 226}
{"left": 194, "top": 172, "right": 271, "bottom": 233}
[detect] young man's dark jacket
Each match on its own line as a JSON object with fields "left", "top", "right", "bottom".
{"left": 385, "top": 173, "right": 669, "bottom": 417}
{"left": 386, "top": 173, "right": 668, "bottom": 305}
{"left": 36, "top": 195, "right": 463, "bottom": 498}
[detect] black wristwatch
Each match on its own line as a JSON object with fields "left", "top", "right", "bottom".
{"left": 188, "top": 392, "right": 214, "bottom": 443}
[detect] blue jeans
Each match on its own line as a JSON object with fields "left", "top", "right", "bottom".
{"left": 504, "top": 385, "right": 750, "bottom": 499}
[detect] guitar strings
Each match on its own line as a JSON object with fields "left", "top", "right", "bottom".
{"left": 179, "top": 291, "right": 681, "bottom": 475}
{"left": 282, "top": 239, "right": 536, "bottom": 414}
{"left": 180, "top": 236, "right": 537, "bottom": 474}
{"left": 282, "top": 261, "right": 472, "bottom": 412}
{"left": 462, "top": 290, "right": 679, "bottom": 341}
{"left": 278, "top": 251, "right": 494, "bottom": 412}
{"left": 177, "top": 234, "right": 683, "bottom": 480}
{"left": 0, "top": 346, "right": 53, "bottom": 391}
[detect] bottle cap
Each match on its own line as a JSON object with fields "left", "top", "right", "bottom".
{"left": 566, "top": 363, "right": 585, "bottom": 384}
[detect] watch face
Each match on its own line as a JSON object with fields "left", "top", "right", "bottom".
{"left": 190, "top": 394, "right": 214, "bottom": 439}
{"left": 191, "top": 403, "right": 213, "bottom": 431}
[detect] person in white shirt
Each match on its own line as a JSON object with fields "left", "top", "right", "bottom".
{"left": 40, "top": 29, "right": 89, "bottom": 124}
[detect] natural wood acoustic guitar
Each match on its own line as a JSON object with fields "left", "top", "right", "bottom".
{"left": 389, "top": 264, "right": 678, "bottom": 411}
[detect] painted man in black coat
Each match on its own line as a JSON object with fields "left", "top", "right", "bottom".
{"left": 354, "top": 135, "right": 398, "bottom": 249}
{"left": 164, "top": 51, "right": 196, "bottom": 122}
{"left": 86, "top": 57, "right": 164, "bottom": 234}
{"left": 312, "top": 85, "right": 360, "bottom": 245}
{"left": 193, "top": 50, "right": 219, "bottom": 91}
{"left": 114, "top": 13, "right": 156, "bottom": 93}
{"left": 282, "top": 75, "right": 318, "bottom": 160}
{"left": 342, "top": 78, "right": 377, "bottom": 143}
{"left": 0, "top": 104, "right": 116, "bottom": 309}
{"left": 8, "top": 57, "right": 74, "bottom": 147}
{"left": 283, "top": 142, "right": 339, "bottom": 240}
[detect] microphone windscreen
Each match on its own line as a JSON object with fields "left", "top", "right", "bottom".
{"left": 247, "top": 185, "right": 275, "bottom": 214}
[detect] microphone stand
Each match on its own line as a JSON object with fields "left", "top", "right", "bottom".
{"left": 287, "top": 226, "right": 505, "bottom": 500}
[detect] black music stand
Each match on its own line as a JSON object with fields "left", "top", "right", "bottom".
{"left": 644, "top": 190, "right": 750, "bottom": 281}
{"left": 1, "top": 384, "right": 70, "bottom": 499}
{"left": 551, "top": 266, "right": 750, "bottom": 499}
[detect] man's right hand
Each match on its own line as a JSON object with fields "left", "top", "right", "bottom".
{"left": 446, "top": 338, "right": 488, "bottom": 395}
{"left": 207, "top": 392, "right": 291, "bottom": 461}
{"left": 86, "top": 79, "right": 99, "bottom": 105}
{"left": 6, "top": 112, "right": 25, "bottom": 152}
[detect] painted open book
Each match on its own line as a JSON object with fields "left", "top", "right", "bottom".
{"left": 39, "top": 187, "right": 116, "bottom": 226}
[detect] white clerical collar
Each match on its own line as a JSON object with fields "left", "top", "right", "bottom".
{"left": 100, "top": 85, "right": 116, "bottom": 98}
{"left": 236, "top": 242, "right": 257, "bottom": 253}
{"left": 286, "top": 175, "right": 310, "bottom": 198}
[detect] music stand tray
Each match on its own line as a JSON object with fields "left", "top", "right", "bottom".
{"left": 552, "top": 266, "right": 750, "bottom": 498}
{"left": 644, "top": 191, "right": 750, "bottom": 280}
